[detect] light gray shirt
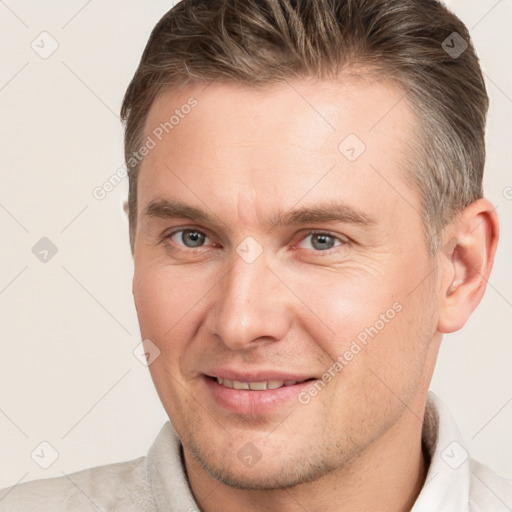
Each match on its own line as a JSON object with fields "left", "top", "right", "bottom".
{"left": 1, "top": 392, "right": 511, "bottom": 511}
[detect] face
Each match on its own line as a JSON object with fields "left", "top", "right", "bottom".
{"left": 132, "top": 77, "right": 441, "bottom": 489}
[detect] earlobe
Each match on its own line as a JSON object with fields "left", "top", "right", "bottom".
{"left": 437, "top": 199, "right": 499, "bottom": 334}
{"left": 123, "top": 200, "right": 129, "bottom": 217}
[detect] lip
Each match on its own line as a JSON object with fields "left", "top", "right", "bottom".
{"left": 201, "top": 371, "right": 317, "bottom": 416}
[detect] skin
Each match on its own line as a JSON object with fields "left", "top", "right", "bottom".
{"left": 130, "top": 77, "right": 499, "bottom": 512}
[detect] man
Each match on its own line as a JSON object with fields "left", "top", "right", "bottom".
{"left": 1, "top": 0, "right": 510, "bottom": 510}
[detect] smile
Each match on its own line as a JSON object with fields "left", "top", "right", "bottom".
{"left": 203, "top": 375, "right": 317, "bottom": 415}
{"left": 215, "top": 377, "right": 307, "bottom": 390}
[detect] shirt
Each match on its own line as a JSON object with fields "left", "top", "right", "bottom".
{"left": 0, "top": 391, "right": 511, "bottom": 511}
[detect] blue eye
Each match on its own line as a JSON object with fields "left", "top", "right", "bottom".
{"left": 167, "top": 229, "right": 210, "bottom": 248}
{"left": 163, "top": 229, "right": 345, "bottom": 254}
{"left": 298, "top": 232, "right": 344, "bottom": 251}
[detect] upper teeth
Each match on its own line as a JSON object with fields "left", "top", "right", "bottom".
{"left": 216, "top": 378, "right": 300, "bottom": 390}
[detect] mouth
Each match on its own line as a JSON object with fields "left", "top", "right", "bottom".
{"left": 202, "top": 373, "right": 317, "bottom": 416}
{"left": 209, "top": 376, "right": 314, "bottom": 390}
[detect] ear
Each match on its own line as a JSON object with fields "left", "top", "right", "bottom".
{"left": 437, "top": 198, "right": 499, "bottom": 333}
{"left": 122, "top": 200, "right": 129, "bottom": 217}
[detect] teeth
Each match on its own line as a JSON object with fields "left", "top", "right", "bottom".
{"left": 233, "top": 380, "right": 250, "bottom": 390}
{"left": 249, "top": 381, "right": 267, "bottom": 391}
{"left": 216, "top": 378, "right": 300, "bottom": 390}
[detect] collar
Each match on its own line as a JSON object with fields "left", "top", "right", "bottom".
{"left": 412, "top": 391, "right": 470, "bottom": 511}
{"left": 146, "top": 420, "right": 198, "bottom": 511}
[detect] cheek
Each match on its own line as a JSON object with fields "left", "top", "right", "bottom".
{"left": 133, "top": 265, "right": 198, "bottom": 344}
{"left": 132, "top": 267, "right": 198, "bottom": 406}
{"left": 294, "top": 271, "right": 401, "bottom": 350}
{"left": 296, "top": 259, "right": 436, "bottom": 375}
{"left": 133, "top": 269, "right": 168, "bottom": 336}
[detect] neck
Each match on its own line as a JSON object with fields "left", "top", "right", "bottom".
{"left": 184, "top": 398, "right": 430, "bottom": 512}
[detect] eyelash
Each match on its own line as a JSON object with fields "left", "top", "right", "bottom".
{"left": 162, "top": 228, "right": 347, "bottom": 255}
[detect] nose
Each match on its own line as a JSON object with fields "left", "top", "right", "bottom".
{"left": 209, "top": 246, "right": 292, "bottom": 350}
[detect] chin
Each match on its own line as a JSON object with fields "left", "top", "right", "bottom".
{"left": 188, "top": 441, "right": 338, "bottom": 491}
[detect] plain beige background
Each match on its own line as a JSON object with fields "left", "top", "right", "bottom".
{"left": 0, "top": 0, "right": 511, "bottom": 489}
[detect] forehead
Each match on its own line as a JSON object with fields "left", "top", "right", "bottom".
{"left": 143, "top": 75, "right": 414, "bottom": 151}
{"left": 137, "top": 77, "right": 419, "bottom": 232}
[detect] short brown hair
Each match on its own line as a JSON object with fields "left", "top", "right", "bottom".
{"left": 121, "top": 0, "right": 488, "bottom": 255}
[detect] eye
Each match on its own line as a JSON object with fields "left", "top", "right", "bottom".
{"left": 165, "top": 229, "right": 212, "bottom": 249}
{"left": 162, "top": 228, "right": 346, "bottom": 254}
{"left": 297, "top": 231, "right": 345, "bottom": 252}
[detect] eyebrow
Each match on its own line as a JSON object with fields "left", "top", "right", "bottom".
{"left": 143, "top": 198, "right": 377, "bottom": 231}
